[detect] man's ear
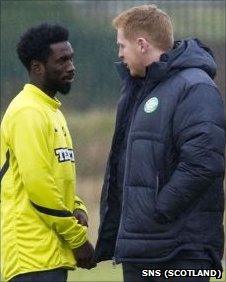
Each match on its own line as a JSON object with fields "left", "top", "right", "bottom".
{"left": 30, "top": 60, "right": 45, "bottom": 75}
{"left": 137, "top": 37, "right": 149, "bottom": 54}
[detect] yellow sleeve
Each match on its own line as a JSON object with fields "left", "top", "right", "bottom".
{"left": 74, "top": 195, "right": 88, "bottom": 215}
{"left": 9, "top": 107, "right": 87, "bottom": 249}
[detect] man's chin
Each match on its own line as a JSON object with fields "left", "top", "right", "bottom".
{"left": 130, "top": 71, "right": 139, "bottom": 78}
{"left": 130, "top": 69, "right": 145, "bottom": 78}
{"left": 58, "top": 83, "right": 71, "bottom": 95}
{"left": 129, "top": 69, "right": 138, "bottom": 77}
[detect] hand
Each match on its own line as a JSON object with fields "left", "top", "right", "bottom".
{"left": 73, "top": 209, "right": 88, "bottom": 227}
{"left": 154, "top": 211, "right": 172, "bottom": 224}
{"left": 73, "top": 240, "right": 97, "bottom": 269}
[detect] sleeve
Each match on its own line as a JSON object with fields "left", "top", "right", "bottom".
{"left": 74, "top": 195, "right": 88, "bottom": 214}
{"left": 0, "top": 124, "right": 10, "bottom": 181}
{"left": 9, "top": 107, "right": 87, "bottom": 249}
{"left": 155, "top": 83, "right": 225, "bottom": 222}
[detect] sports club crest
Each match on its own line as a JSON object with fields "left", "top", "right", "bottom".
{"left": 144, "top": 97, "right": 159, "bottom": 113}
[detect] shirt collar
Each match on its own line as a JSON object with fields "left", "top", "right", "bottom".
{"left": 24, "top": 83, "right": 61, "bottom": 110}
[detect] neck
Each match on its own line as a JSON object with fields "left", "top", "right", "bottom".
{"left": 145, "top": 49, "right": 164, "bottom": 68}
{"left": 29, "top": 79, "right": 56, "bottom": 98}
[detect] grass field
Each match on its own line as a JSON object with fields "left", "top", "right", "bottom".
{"left": 68, "top": 261, "right": 122, "bottom": 282}
{"left": 68, "top": 261, "right": 225, "bottom": 282}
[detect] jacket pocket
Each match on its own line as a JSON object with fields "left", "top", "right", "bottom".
{"left": 123, "top": 185, "right": 183, "bottom": 238}
{"left": 126, "top": 138, "right": 157, "bottom": 188}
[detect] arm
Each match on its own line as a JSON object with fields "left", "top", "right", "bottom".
{"left": 10, "top": 107, "right": 87, "bottom": 249}
{"left": 74, "top": 195, "right": 88, "bottom": 213}
{"left": 74, "top": 196, "right": 88, "bottom": 227}
{"left": 155, "top": 83, "right": 225, "bottom": 222}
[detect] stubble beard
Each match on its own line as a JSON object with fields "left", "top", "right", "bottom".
{"left": 58, "top": 82, "right": 71, "bottom": 95}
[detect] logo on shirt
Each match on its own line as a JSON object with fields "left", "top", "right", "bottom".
{"left": 54, "top": 148, "right": 75, "bottom": 163}
{"left": 144, "top": 97, "right": 159, "bottom": 113}
{"left": 54, "top": 126, "right": 66, "bottom": 136}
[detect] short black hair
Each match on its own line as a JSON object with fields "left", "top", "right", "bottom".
{"left": 17, "top": 23, "right": 69, "bottom": 71}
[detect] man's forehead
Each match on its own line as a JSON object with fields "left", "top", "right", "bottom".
{"left": 117, "top": 30, "right": 125, "bottom": 44}
{"left": 116, "top": 28, "right": 132, "bottom": 44}
{"left": 117, "top": 28, "right": 123, "bottom": 39}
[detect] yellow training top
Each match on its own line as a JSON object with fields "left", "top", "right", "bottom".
{"left": 1, "top": 84, "right": 87, "bottom": 281}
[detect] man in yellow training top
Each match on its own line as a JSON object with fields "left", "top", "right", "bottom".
{"left": 0, "top": 23, "right": 96, "bottom": 282}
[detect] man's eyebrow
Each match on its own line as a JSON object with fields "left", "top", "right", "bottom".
{"left": 58, "top": 52, "right": 74, "bottom": 60}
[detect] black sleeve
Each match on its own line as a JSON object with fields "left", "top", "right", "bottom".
{"left": 155, "top": 83, "right": 225, "bottom": 222}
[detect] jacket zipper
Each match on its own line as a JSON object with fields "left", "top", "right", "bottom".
{"left": 155, "top": 172, "right": 159, "bottom": 201}
{"left": 112, "top": 257, "right": 116, "bottom": 269}
{"left": 112, "top": 79, "right": 160, "bottom": 263}
{"left": 112, "top": 86, "right": 143, "bottom": 264}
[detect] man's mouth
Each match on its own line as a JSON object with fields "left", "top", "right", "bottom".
{"left": 124, "top": 63, "right": 129, "bottom": 69}
{"left": 63, "top": 75, "right": 75, "bottom": 83}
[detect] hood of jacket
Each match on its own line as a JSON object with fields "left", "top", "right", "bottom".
{"left": 116, "top": 38, "right": 217, "bottom": 83}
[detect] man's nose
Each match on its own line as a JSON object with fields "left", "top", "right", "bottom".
{"left": 67, "top": 60, "right": 75, "bottom": 72}
{"left": 118, "top": 49, "right": 123, "bottom": 59}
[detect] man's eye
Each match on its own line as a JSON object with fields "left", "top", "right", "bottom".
{"left": 60, "top": 56, "right": 74, "bottom": 64}
{"left": 59, "top": 57, "right": 68, "bottom": 63}
{"left": 57, "top": 58, "right": 65, "bottom": 64}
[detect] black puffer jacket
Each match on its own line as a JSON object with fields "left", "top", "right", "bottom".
{"left": 95, "top": 39, "right": 225, "bottom": 268}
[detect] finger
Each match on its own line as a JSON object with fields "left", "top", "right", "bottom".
{"left": 77, "top": 262, "right": 86, "bottom": 268}
{"left": 75, "top": 215, "right": 81, "bottom": 223}
{"left": 82, "top": 261, "right": 97, "bottom": 270}
{"left": 83, "top": 264, "right": 93, "bottom": 270}
{"left": 77, "top": 258, "right": 91, "bottom": 269}
{"left": 76, "top": 259, "right": 86, "bottom": 268}
{"left": 82, "top": 257, "right": 97, "bottom": 269}
{"left": 75, "top": 216, "right": 88, "bottom": 227}
{"left": 89, "top": 261, "right": 97, "bottom": 268}
{"left": 80, "top": 219, "right": 88, "bottom": 227}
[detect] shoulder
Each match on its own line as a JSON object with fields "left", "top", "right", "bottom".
{"left": 166, "top": 68, "right": 221, "bottom": 107}
{"left": 2, "top": 101, "right": 49, "bottom": 136}
{"left": 177, "top": 68, "right": 216, "bottom": 89}
{"left": 3, "top": 91, "right": 48, "bottom": 121}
